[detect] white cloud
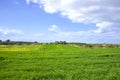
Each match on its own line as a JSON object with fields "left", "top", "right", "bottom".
{"left": 26, "top": 0, "right": 30, "bottom": 4}
{"left": 26, "top": 0, "right": 120, "bottom": 43}
{"left": 0, "top": 27, "right": 25, "bottom": 41}
{"left": 47, "top": 24, "right": 120, "bottom": 43}
{"left": 0, "top": 28, "right": 23, "bottom": 36}
{"left": 26, "top": 0, "right": 41, "bottom": 5}
{"left": 27, "top": 0, "right": 120, "bottom": 33}
{"left": 94, "top": 21, "right": 113, "bottom": 33}
{"left": 48, "top": 25, "right": 59, "bottom": 32}
{"left": 48, "top": 25, "right": 93, "bottom": 38}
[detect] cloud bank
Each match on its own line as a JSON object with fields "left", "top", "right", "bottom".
{"left": 47, "top": 25, "right": 120, "bottom": 43}
{"left": 0, "top": 28, "right": 23, "bottom": 36}
{"left": 26, "top": 0, "right": 120, "bottom": 43}
{"left": 0, "top": 27, "right": 24, "bottom": 41}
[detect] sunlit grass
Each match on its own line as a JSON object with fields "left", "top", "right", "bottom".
{"left": 0, "top": 44, "right": 120, "bottom": 80}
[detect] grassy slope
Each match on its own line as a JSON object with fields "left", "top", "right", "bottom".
{"left": 0, "top": 44, "right": 120, "bottom": 80}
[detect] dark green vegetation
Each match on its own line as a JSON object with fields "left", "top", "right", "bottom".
{"left": 0, "top": 44, "right": 120, "bottom": 80}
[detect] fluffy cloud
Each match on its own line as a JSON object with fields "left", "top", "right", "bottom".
{"left": 0, "top": 27, "right": 24, "bottom": 41}
{"left": 26, "top": 0, "right": 120, "bottom": 43}
{"left": 0, "top": 28, "right": 23, "bottom": 36}
{"left": 47, "top": 24, "right": 120, "bottom": 43}
{"left": 48, "top": 25, "right": 59, "bottom": 32}
{"left": 48, "top": 25, "right": 94, "bottom": 40}
{"left": 26, "top": 0, "right": 120, "bottom": 33}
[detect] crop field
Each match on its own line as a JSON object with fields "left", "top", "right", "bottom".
{"left": 0, "top": 44, "right": 120, "bottom": 80}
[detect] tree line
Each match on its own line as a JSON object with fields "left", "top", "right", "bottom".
{"left": 0, "top": 40, "right": 120, "bottom": 48}
{"left": 0, "top": 39, "right": 37, "bottom": 45}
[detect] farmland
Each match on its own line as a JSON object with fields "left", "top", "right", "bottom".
{"left": 0, "top": 44, "right": 120, "bottom": 80}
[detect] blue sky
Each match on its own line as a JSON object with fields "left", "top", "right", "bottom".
{"left": 0, "top": 0, "right": 120, "bottom": 43}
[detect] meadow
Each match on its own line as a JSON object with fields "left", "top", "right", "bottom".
{"left": 0, "top": 44, "right": 120, "bottom": 80}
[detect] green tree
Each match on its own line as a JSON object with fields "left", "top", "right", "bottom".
{"left": 0, "top": 40, "right": 2, "bottom": 43}
{"left": 6, "top": 39, "right": 11, "bottom": 43}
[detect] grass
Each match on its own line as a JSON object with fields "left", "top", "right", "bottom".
{"left": 0, "top": 44, "right": 120, "bottom": 80}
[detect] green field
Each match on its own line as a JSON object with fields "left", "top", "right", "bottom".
{"left": 0, "top": 44, "right": 120, "bottom": 80}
